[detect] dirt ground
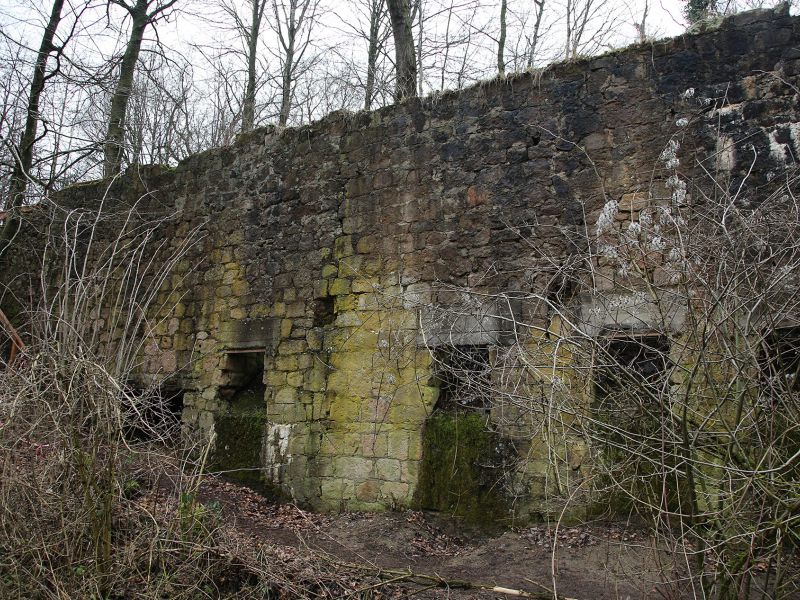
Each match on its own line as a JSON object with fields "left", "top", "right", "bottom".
{"left": 195, "top": 476, "right": 702, "bottom": 599}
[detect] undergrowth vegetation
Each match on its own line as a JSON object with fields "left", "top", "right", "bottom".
{"left": 0, "top": 196, "right": 404, "bottom": 599}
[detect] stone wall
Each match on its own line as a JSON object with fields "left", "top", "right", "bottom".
{"left": 3, "top": 6, "right": 799, "bottom": 520}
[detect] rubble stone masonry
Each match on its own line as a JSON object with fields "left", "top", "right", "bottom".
{"left": 3, "top": 6, "right": 799, "bottom": 521}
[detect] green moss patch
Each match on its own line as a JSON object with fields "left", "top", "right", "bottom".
{"left": 414, "top": 412, "right": 513, "bottom": 527}
{"left": 212, "top": 390, "right": 267, "bottom": 490}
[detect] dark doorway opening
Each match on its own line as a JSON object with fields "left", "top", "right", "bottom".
{"left": 220, "top": 349, "right": 266, "bottom": 402}
{"left": 594, "top": 333, "right": 671, "bottom": 409}
{"left": 433, "top": 344, "right": 492, "bottom": 413}
{"left": 123, "top": 385, "right": 185, "bottom": 444}
{"left": 591, "top": 331, "right": 679, "bottom": 515}
{"left": 760, "top": 326, "right": 800, "bottom": 397}
{"left": 214, "top": 349, "right": 267, "bottom": 490}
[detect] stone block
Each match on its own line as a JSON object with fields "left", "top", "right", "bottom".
{"left": 334, "top": 235, "right": 354, "bottom": 258}
{"left": 357, "top": 293, "right": 384, "bottom": 311}
{"left": 356, "top": 479, "right": 381, "bottom": 502}
{"left": 313, "top": 280, "right": 329, "bottom": 298}
{"left": 319, "top": 477, "right": 355, "bottom": 505}
{"left": 334, "top": 311, "right": 363, "bottom": 327}
{"left": 198, "top": 410, "right": 215, "bottom": 434}
{"left": 356, "top": 235, "right": 376, "bottom": 254}
{"left": 286, "top": 301, "right": 306, "bottom": 318}
{"left": 407, "top": 434, "right": 424, "bottom": 461}
{"left": 275, "top": 355, "right": 298, "bottom": 371}
{"left": 361, "top": 257, "right": 383, "bottom": 275}
{"left": 352, "top": 277, "right": 380, "bottom": 293}
{"left": 231, "top": 280, "right": 248, "bottom": 296}
{"left": 268, "top": 402, "right": 305, "bottom": 424}
{"left": 305, "top": 363, "right": 327, "bottom": 392}
{"left": 379, "top": 481, "right": 410, "bottom": 503}
{"left": 328, "top": 395, "right": 362, "bottom": 422}
{"left": 306, "top": 328, "right": 323, "bottom": 351}
{"left": 339, "top": 255, "right": 364, "bottom": 276}
{"left": 619, "top": 192, "right": 648, "bottom": 212}
{"left": 329, "top": 278, "right": 352, "bottom": 296}
{"left": 274, "top": 387, "right": 298, "bottom": 404}
{"left": 278, "top": 339, "right": 306, "bottom": 355}
{"left": 296, "top": 354, "right": 313, "bottom": 369}
{"left": 334, "top": 294, "right": 358, "bottom": 312}
{"left": 335, "top": 456, "right": 374, "bottom": 481}
{"left": 222, "top": 269, "right": 239, "bottom": 285}
{"left": 387, "top": 431, "right": 410, "bottom": 461}
{"left": 375, "top": 458, "right": 401, "bottom": 481}
{"left": 266, "top": 370, "right": 287, "bottom": 386}
{"left": 361, "top": 432, "right": 388, "bottom": 457}
{"left": 401, "top": 460, "right": 419, "bottom": 484}
{"left": 280, "top": 318, "right": 293, "bottom": 338}
{"left": 286, "top": 371, "right": 304, "bottom": 387}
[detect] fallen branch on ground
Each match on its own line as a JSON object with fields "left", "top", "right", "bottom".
{"left": 333, "top": 560, "right": 580, "bottom": 599}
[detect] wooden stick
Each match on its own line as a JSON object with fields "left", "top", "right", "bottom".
{"left": 331, "top": 559, "right": 580, "bottom": 599}
{"left": 0, "top": 308, "right": 25, "bottom": 367}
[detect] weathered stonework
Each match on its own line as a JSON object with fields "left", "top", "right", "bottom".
{"left": 3, "top": 6, "right": 799, "bottom": 521}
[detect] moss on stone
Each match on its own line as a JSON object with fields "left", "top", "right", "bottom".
{"left": 212, "top": 389, "right": 267, "bottom": 490}
{"left": 414, "top": 412, "right": 512, "bottom": 528}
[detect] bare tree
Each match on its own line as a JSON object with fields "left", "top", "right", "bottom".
{"left": 430, "top": 0, "right": 488, "bottom": 91}
{"left": 295, "top": 58, "right": 363, "bottom": 123}
{"left": 271, "top": 0, "right": 322, "bottom": 127}
{"left": 103, "top": 0, "right": 179, "bottom": 179}
{"left": 125, "top": 54, "right": 207, "bottom": 165}
{"left": 207, "top": 58, "right": 253, "bottom": 144}
{"left": 187, "top": 44, "right": 252, "bottom": 145}
{"left": 629, "top": 0, "right": 650, "bottom": 42}
{"left": 362, "top": 0, "right": 392, "bottom": 110}
{"left": 497, "top": 0, "right": 506, "bottom": 75}
{"left": 525, "top": 0, "right": 546, "bottom": 67}
{"left": 386, "top": 0, "right": 417, "bottom": 100}
{"left": 332, "top": 0, "right": 393, "bottom": 111}
{"left": 217, "top": 0, "right": 269, "bottom": 132}
{"left": 0, "top": 0, "right": 66, "bottom": 255}
{"left": 563, "top": 0, "right": 619, "bottom": 60}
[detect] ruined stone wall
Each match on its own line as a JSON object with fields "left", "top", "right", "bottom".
{"left": 3, "top": 6, "right": 799, "bottom": 520}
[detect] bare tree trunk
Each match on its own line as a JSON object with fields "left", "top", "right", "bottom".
{"left": 279, "top": 41, "right": 294, "bottom": 126}
{"left": 526, "top": 0, "right": 545, "bottom": 68}
{"left": 242, "top": 0, "right": 266, "bottom": 131}
{"left": 440, "top": 0, "right": 452, "bottom": 90}
{"left": 565, "top": 0, "right": 573, "bottom": 59}
{"left": 415, "top": 0, "right": 423, "bottom": 95}
{"left": 0, "top": 0, "right": 65, "bottom": 254}
{"left": 103, "top": 0, "right": 148, "bottom": 178}
{"left": 277, "top": 0, "right": 296, "bottom": 128}
{"left": 273, "top": 0, "right": 320, "bottom": 127}
{"left": 103, "top": 0, "right": 177, "bottom": 177}
{"left": 564, "top": 0, "right": 612, "bottom": 60}
{"left": 497, "top": 0, "right": 506, "bottom": 76}
{"left": 632, "top": 0, "right": 649, "bottom": 43}
{"left": 363, "top": 0, "right": 384, "bottom": 111}
{"left": 386, "top": 0, "right": 416, "bottom": 101}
